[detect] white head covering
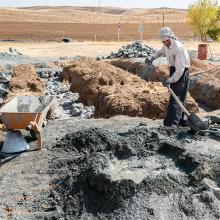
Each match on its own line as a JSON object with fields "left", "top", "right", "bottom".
{"left": 159, "top": 27, "right": 175, "bottom": 41}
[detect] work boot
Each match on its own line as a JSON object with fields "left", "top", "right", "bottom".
{"left": 178, "top": 119, "right": 189, "bottom": 127}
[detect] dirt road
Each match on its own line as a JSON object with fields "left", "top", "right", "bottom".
{"left": 0, "top": 40, "right": 219, "bottom": 60}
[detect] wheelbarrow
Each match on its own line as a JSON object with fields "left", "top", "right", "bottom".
{"left": 0, "top": 96, "right": 55, "bottom": 153}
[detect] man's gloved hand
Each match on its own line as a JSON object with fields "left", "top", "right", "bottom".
{"left": 145, "top": 56, "right": 154, "bottom": 65}
{"left": 162, "top": 78, "right": 172, "bottom": 87}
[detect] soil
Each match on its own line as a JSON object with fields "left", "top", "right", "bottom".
{"left": 109, "top": 58, "right": 220, "bottom": 111}
{"left": 0, "top": 22, "right": 194, "bottom": 42}
{"left": 61, "top": 57, "right": 198, "bottom": 119}
{"left": 0, "top": 7, "right": 193, "bottom": 41}
{"left": 8, "top": 64, "right": 45, "bottom": 97}
{"left": 109, "top": 58, "right": 169, "bottom": 81}
{"left": 0, "top": 116, "right": 219, "bottom": 219}
{"left": 189, "top": 65, "right": 220, "bottom": 109}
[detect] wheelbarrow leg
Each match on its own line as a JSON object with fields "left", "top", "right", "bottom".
{"left": 36, "top": 131, "right": 42, "bottom": 150}
{"left": 26, "top": 122, "right": 42, "bottom": 150}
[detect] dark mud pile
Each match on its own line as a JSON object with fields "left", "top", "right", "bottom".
{"left": 48, "top": 126, "right": 220, "bottom": 220}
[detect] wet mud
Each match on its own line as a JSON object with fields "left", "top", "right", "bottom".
{"left": 47, "top": 124, "right": 220, "bottom": 220}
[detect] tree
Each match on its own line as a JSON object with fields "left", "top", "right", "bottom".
{"left": 187, "top": 0, "right": 219, "bottom": 42}
{"left": 207, "top": 7, "right": 220, "bottom": 41}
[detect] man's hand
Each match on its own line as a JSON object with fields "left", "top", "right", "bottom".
{"left": 145, "top": 57, "right": 154, "bottom": 65}
{"left": 162, "top": 78, "right": 172, "bottom": 87}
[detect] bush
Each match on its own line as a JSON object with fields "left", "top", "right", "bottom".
{"left": 187, "top": 0, "right": 219, "bottom": 42}
{"left": 207, "top": 26, "right": 220, "bottom": 41}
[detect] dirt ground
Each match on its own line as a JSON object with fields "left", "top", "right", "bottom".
{"left": 0, "top": 7, "right": 191, "bottom": 41}
{"left": 0, "top": 117, "right": 220, "bottom": 219}
{"left": 0, "top": 22, "right": 194, "bottom": 42}
{"left": 0, "top": 41, "right": 220, "bottom": 59}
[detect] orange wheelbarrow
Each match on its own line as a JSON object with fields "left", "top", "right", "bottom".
{"left": 0, "top": 96, "right": 55, "bottom": 153}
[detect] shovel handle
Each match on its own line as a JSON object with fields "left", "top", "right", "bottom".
{"left": 167, "top": 86, "right": 190, "bottom": 117}
{"left": 153, "top": 66, "right": 190, "bottom": 117}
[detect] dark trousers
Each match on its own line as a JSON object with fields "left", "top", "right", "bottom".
{"left": 163, "top": 66, "right": 190, "bottom": 127}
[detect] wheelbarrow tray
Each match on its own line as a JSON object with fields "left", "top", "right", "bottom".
{"left": 0, "top": 96, "right": 55, "bottom": 130}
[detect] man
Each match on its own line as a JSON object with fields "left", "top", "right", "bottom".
{"left": 146, "top": 27, "right": 190, "bottom": 127}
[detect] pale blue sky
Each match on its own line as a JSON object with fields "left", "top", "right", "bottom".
{"left": 0, "top": 0, "right": 200, "bottom": 9}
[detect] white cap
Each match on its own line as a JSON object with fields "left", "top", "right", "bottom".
{"left": 159, "top": 27, "right": 173, "bottom": 41}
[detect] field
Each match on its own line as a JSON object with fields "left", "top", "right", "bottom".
{"left": 0, "top": 41, "right": 220, "bottom": 60}
{"left": 0, "top": 7, "right": 192, "bottom": 41}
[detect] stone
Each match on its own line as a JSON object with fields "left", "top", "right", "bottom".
{"left": 104, "top": 41, "right": 156, "bottom": 59}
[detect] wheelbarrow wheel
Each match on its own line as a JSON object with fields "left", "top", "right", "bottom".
{"left": 30, "top": 130, "right": 36, "bottom": 140}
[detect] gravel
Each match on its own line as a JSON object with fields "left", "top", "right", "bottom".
{"left": 97, "top": 41, "right": 156, "bottom": 60}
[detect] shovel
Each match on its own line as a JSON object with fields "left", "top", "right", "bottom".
{"left": 142, "top": 64, "right": 209, "bottom": 131}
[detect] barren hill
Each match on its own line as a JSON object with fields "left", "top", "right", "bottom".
{"left": 0, "top": 7, "right": 187, "bottom": 23}
{"left": 0, "top": 6, "right": 192, "bottom": 41}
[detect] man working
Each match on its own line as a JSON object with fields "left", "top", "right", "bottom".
{"left": 146, "top": 27, "right": 190, "bottom": 127}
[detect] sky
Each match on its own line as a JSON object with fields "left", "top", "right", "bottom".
{"left": 0, "top": 0, "right": 199, "bottom": 9}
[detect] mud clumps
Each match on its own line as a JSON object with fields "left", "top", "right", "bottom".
{"left": 110, "top": 58, "right": 220, "bottom": 110}
{"left": 49, "top": 126, "right": 220, "bottom": 219}
{"left": 8, "top": 64, "right": 45, "bottom": 97}
{"left": 189, "top": 65, "right": 220, "bottom": 109}
{"left": 109, "top": 58, "right": 169, "bottom": 81}
{"left": 61, "top": 57, "right": 198, "bottom": 119}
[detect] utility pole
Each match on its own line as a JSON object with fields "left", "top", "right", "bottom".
{"left": 118, "top": 23, "right": 121, "bottom": 41}
{"left": 96, "top": 0, "right": 101, "bottom": 42}
{"left": 162, "top": 10, "right": 165, "bottom": 27}
{"left": 98, "top": 0, "right": 101, "bottom": 12}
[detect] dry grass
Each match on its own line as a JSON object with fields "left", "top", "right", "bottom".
{"left": 0, "top": 22, "right": 194, "bottom": 41}
{"left": 0, "top": 7, "right": 187, "bottom": 24}
{"left": 0, "top": 7, "right": 190, "bottom": 41}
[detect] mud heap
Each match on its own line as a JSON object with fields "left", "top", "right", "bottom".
{"left": 189, "top": 60, "right": 220, "bottom": 109}
{"left": 49, "top": 126, "right": 220, "bottom": 219}
{"left": 8, "top": 64, "right": 45, "bottom": 97}
{"left": 109, "top": 58, "right": 169, "bottom": 81}
{"left": 110, "top": 58, "right": 220, "bottom": 110}
{"left": 61, "top": 58, "right": 198, "bottom": 119}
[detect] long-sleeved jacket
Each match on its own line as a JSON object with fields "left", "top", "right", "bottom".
{"left": 153, "top": 39, "right": 190, "bottom": 83}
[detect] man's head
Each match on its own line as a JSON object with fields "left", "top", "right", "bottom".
{"left": 159, "top": 27, "right": 174, "bottom": 48}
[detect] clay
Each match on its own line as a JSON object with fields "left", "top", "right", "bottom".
{"left": 8, "top": 64, "right": 45, "bottom": 97}
{"left": 61, "top": 57, "right": 198, "bottom": 119}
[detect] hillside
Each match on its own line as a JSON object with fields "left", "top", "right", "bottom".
{"left": 0, "top": 7, "right": 187, "bottom": 23}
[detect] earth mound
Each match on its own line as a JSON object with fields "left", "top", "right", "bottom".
{"left": 9, "top": 64, "right": 45, "bottom": 97}
{"left": 61, "top": 58, "right": 198, "bottom": 119}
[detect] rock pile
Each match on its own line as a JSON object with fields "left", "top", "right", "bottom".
{"left": 97, "top": 41, "right": 156, "bottom": 60}
{"left": 44, "top": 77, "right": 94, "bottom": 119}
{"left": 0, "top": 69, "right": 11, "bottom": 103}
{"left": 39, "top": 65, "right": 94, "bottom": 119}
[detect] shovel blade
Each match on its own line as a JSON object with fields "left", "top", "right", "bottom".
{"left": 189, "top": 113, "right": 209, "bottom": 131}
